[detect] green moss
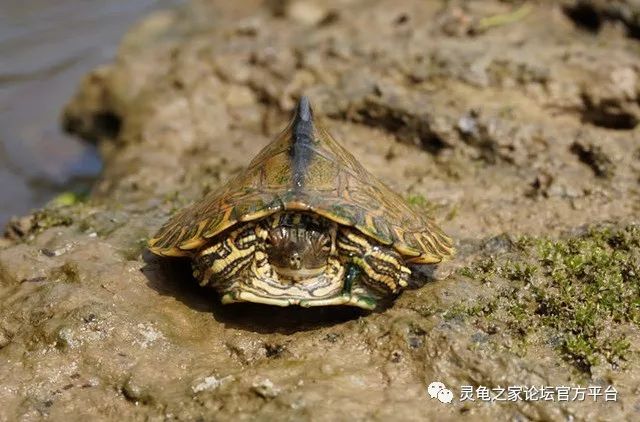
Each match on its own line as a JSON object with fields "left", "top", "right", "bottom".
{"left": 407, "top": 194, "right": 428, "bottom": 207}
{"left": 457, "top": 224, "right": 640, "bottom": 373}
{"left": 36, "top": 209, "right": 74, "bottom": 229}
{"left": 457, "top": 257, "right": 499, "bottom": 283}
{"left": 502, "top": 261, "right": 537, "bottom": 283}
{"left": 406, "top": 194, "right": 437, "bottom": 213}
{"left": 7, "top": 208, "right": 76, "bottom": 239}
{"left": 49, "top": 191, "right": 88, "bottom": 207}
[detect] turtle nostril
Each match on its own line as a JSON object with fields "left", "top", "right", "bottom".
{"left": 289, "top": 253, "right": 302, "bottom": 269}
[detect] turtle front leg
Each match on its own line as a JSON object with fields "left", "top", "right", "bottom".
{"left": 337, "top": 228, "right": 411, "bottom": 307}
{"left": 194, "top": 223, "right": 293, "bottom": 305}
{"left": 192, "top": 223, "right": 267, "bottom": 290}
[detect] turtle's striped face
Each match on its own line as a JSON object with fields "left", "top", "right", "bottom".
{"left": 265, "top": 213, "right": 332, "bottom": 280}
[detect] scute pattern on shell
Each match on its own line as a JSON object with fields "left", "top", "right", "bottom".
{"left": 148, "top": 101, "right": 454, "bottom": 264}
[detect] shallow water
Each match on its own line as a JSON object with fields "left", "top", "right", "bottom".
{"left": 0, "top": 0, "right": 183, "bottom": 226}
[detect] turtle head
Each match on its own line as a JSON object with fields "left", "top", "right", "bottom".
{"left": 266, "top": 225, "right": 331, "bottom": 279}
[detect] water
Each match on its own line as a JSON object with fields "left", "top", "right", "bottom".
{"left": 0, "top": 0, "right": 183, "bottom": 227}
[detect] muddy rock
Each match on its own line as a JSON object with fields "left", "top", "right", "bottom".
{"left": 570, "top": 137, "right": 616, "bottom": 178}
{"left": 2, "top": 0, "right": 640, "bottom": 420}
{"left": 563, "top": 0, "right": 640, "bottom": 38}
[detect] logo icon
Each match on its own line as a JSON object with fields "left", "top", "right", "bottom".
{"left": 427, "top": 381, "right": 454, "bottom": 404}
{"left": 437, "top": 388, "right": 454, "bottom": 403}
{"left": 427, "top": 381, "right": 446, "bottom": 398}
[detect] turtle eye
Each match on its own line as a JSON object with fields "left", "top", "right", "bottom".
{"left": 265, "top": 236, "right": 277, "bottom": 253}
{"left": 317, "top": 235, "right": 331, "bottom": 253}
{"left": 265, "top": 227, "right": 285, "bottom": 249}
{"left": 265, "top": 235, "right": 273, "bottom": 247}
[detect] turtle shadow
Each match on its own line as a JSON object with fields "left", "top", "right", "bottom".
{"left": 407, "top": 264, "right": 439, "bottom": 289}
{"left": 210, "top": 302, "right": 367, "bottom": 335}
{"left": 140, "top": 249, "right": 366, "bottom": 334}
{"left": 141, "top": 250, "right": 216, "bottom": 313}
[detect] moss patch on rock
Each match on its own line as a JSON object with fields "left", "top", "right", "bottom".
{"left": 4, "top": 208, "right": 75, "bottom": 241}
{"left": 451, "top": 224, "right": 640, "bottom": 373}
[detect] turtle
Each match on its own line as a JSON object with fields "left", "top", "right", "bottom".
{"left": 148, "top": 96, "right": 454, "bottom": 310}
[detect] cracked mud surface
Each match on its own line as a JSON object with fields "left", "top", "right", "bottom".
{"left": 1, "top": 0, "right": 640, "bottom": 420}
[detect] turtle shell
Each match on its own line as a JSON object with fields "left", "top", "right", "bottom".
{"left": 148, "top": 97, "right": 454, "bottom": 264}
